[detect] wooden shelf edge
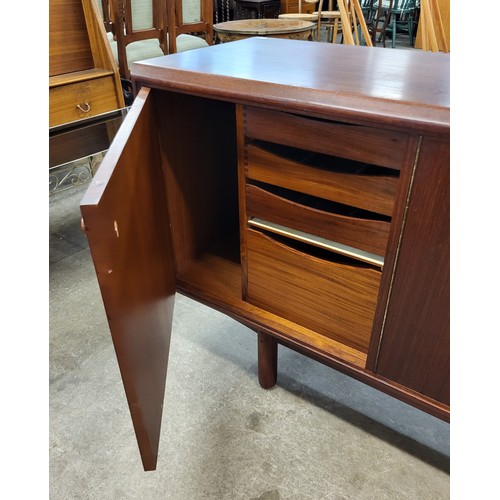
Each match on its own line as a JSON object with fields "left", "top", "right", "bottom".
{"left": 176, "top": 268, "right": 368, "bottom": 371}
{"left": 49, "top": 68, "right": 115, "bottom": 88}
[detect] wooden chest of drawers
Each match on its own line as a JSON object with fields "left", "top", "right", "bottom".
{"left": 49, "top": 72, "right": 122, "bottom": 127}
{"left": 81, "top": 38, "right": 450, "bottom": 471}
{"left": 49, "top": 0, "right": 124, "bottom": 127}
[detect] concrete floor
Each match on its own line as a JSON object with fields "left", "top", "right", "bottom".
{"left": 50, "top": 176, "right": 450, "bottom": 499}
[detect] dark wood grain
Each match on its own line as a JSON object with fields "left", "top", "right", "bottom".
{"left": 49, "top": 121, "right": 110, "bottom": 168}
{"left": 246, "top": 229, "right": 381, "bottom": 353}
{"left": 246, "top": 184, "right": 391, "bottom": 256}
{"left": 153, "top": 90, "right": 239, "bottom": 274}
{"left": 131, "top": 37, "right": 449, "bottom": 136}
{"left": 258, "top": 331, "right": 278, "bottom": 389}
{"left": 371, "top": 137, "right": 450, "bottom": 405}
{"left": 80, "top": 88, "right": 176, "bottom": 471}
{"left": 366, "top": 134, "right": 422, "bottom": 369}
{"left": 245, "top": 143, "right": 399, "bottom": 217}
{"left": 175, "top": 253, "right": 368, "bottom": 369}
{"left": 243, "top": 106, "right": 410, "bottom": 170}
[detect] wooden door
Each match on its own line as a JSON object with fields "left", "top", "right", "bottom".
{"left": 371, "top": 137, "right": 450, "bottom": 413}
{"left": 80, "top": 87, "right": 176, "bottom": 470}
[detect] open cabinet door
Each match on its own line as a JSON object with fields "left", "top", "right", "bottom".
{"left": 80, "top": 87, "right": 176, "bottom": 471}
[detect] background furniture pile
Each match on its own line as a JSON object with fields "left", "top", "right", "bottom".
{"left": 49, "top": 0, "right": 125, "bottom": 127}
{"left": 99, "top": 0, "right": 213, "bottom": 79}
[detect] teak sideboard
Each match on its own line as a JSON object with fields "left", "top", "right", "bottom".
{"left": 80, "top": 38, "right": 450, "bottom": 471}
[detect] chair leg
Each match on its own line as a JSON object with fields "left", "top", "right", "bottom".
{"left": 333, "top": 19, "right": 339, "bottom": 43}
{"left": 408, "top": 17, "right": 414, "bottom": 46}
{"left": 392, "top": 17, "right": 396, "bottom": 48}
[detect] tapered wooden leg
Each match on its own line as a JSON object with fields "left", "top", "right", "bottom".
{"left": 258, "top": 331, "right": 278, "bottom": 389}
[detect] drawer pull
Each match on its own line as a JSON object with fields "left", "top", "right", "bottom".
{"left": 248, "top": 217, "right": 384, "bottom": 268}
{"left": 77, "top": 102, "right": 91, "bottom": 113}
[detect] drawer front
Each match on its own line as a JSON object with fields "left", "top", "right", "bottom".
{"left": 246, "top": 184, "right": 390, "bottom": 257}
{"left": 243, "top": 106, "right": 409, "bottom": 170}
{"left": 245, "top": 228, "right": 381, "bottom": 353}
{"left": 245, "top": 142, "right": 398, "bottom": 216}
{"left": 49, "top": 77, "right": 120, "bottom": 127}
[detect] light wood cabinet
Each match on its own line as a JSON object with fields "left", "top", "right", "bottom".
{"left": 49, "top": 0, "right": 124, "bottom": 127}
{"left": 280, "top": 0, "right": 315, "bottom": 13}
{"left": 80, "top": 38, "right": 449, "bottom": 471}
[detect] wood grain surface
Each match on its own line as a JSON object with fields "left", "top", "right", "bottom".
{"left": 243, "top": 106, "right": 410, "bottom": 170}
{"left": 371, "top": 137, "right": 450, "bottom": 405}
{"left": 81, "top": 88, "right": 176, "bottom": 470}
{"left": 246, "top": 183, "right": 391, "bottom": 256}
{"left": 246, "top": 229, "right": 381, "bottom": 353}
{"left": 131, "top": 37, "right": 449, "bottom": 135}
{"left": 245, "top": 143, "right": 399, "bottom": 217}
{"left": 49, "top": 0, "right": 94, "bottom": 76}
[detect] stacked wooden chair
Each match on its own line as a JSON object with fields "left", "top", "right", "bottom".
{"left": 98, "top": 0, "right": 213, "bottom": 80}
{"left": 417, "top": 0, "right": 448, "bottom": 52}
{"left": 312, "top": 0, "right": 341, "bottom": 43}
{"left": 300, "top": 0, "right": 372, "bottom": 46}
{"left": 364, "top": 0, "right": 393, "bottom": 47}
{"left": 335, "top": 0, "right": 372, "bottom": 46}
{"left": 278, "top": 0, "right": 323, "bottom": 41}
{"left": 386, "top": 0, "right": 417, "bottom": 48}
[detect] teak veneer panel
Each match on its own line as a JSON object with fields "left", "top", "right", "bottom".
{"left": 243, "top": 106, "right": 409, "bottom": 170}
{"left": 245, "top": 143, "right": 399, "bottom": 217}
{"left": 49, "top": 68, "right": 114, "bottom": 88}
{"left": 175, "top": 253, "right": 368, "bottom": 369}
{"left": 131, "top": 38, "right": 449, "bottom": 136}
{"left": 372, "top": 137, "right": 450, "bottom": 405}
{"left": 245, "top": 229, "right": 381, "bottom": 353}
{"left": 50, "top": 0, "right": 94, "bottom": 76}
{"left": 246, "top": 184, "right": 391, "bottom": 256}
{"left": 49, "top": 76, "right": 120, "bottom": 127}
{"left": 80, "top": 89, "right": 176, "bottom": 471}
{"left": 152, "top": 91, "right": 239, "bottom": 274}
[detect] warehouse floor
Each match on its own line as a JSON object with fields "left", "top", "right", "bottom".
{"left": 49, "top": 181, "right": 450, "bottom": 499}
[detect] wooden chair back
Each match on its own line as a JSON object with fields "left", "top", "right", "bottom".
{"left": 393, "top": 0, "right": 415, "bottom": 12}
{"left": 168, "top": 0, "right": 214, "bottom": 53}
{"left": 111, "top": 0, "right": 168, "bottom": 79}
{"left": 336, "top": 0, "right": 372, "bottom": 46}
{"left": 278, "top": 0, "right": 321, "bottom": 41}
{"left": 365, "top": 0, "right": 393, "bottom": 46}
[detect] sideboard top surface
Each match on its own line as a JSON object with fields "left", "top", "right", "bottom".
{"left": 131, "top": 37, "right": 450, "bottom": 135}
